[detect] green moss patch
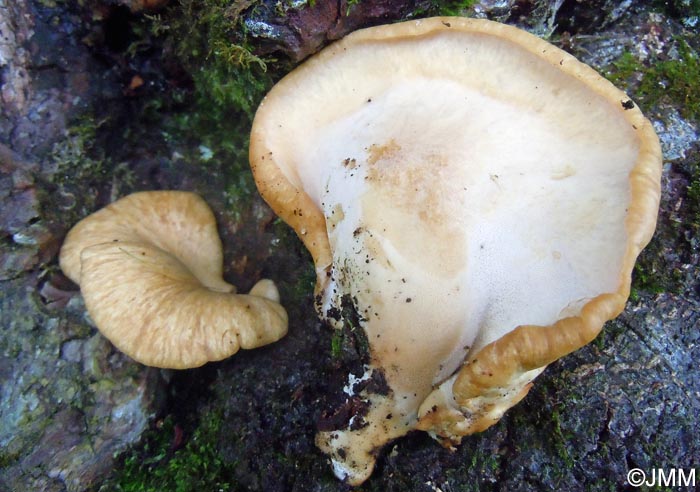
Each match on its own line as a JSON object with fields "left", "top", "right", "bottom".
{"left": 105, "top": 411, "right": 235, "bottom": 492}
{"left": 109, "top": 0, "right": 285, "bottom": 221}
{"left": 430, "top": 0, "right": 478, "bottom": 16}
{"left": 607, "top": 40, "right": 700, "bottom": 122}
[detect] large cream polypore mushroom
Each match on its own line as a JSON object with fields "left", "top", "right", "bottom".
{"left": 250, "top": 17, "right": 662, "bottom": 485}
{"left": 59, "top": 190, "right": 288, "bottom": 369}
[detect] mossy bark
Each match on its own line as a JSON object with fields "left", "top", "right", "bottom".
{"left": 1, "top": 1, "right": 698, "bottom": 491}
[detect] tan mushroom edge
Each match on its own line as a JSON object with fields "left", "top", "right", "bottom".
{"left": 250, "top": 144, "right": 333, "bottom": 286}
{"left": 249, "top": 16, "right": 662, "bottom": 484}
{"left": 59, "top": 191, "right": 288, "bottom": 369}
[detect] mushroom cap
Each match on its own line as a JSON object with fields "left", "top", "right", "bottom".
{"left": 59, "top": 191, "right": 288, "bottom": 368}
{"left": 60, "top": 191, "right": 233, "bottom": 292}
{"left": 79, "top": 242, "right": 287, "bottom": 368}
{"left": 250, "top": 17, "right": 661, "bottom": 484}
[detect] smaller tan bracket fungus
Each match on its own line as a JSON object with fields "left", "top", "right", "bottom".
{"left": 249, "top": 17, "right": 662, "bottom": 485}
{"left": 59, "top": 191, "right": 288, "bottom": 369}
